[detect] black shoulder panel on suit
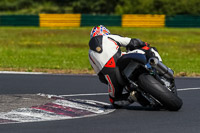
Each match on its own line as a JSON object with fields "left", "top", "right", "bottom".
{"left": 89, "top": 35, "right": 103, "bottom": 53}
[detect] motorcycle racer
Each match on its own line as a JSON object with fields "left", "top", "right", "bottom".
{"left": 88, "top": 25, "right": 162, "bottom": 108}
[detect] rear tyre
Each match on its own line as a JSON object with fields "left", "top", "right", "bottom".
{"left": 138, "top": 73, "right": 183, "bottom": 111}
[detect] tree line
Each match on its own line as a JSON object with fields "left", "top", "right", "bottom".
{"left": 0, "top": 0, "right": 200, "bottom": 16}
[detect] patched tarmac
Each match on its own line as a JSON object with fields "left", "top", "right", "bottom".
{"left": 0, "top": 94, "right": 115, "bottom": 124}
{"left": 0, "top": 94, "right": 53, "bottom": 112}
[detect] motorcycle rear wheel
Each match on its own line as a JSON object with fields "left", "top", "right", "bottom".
{"left": 138, "top": 73, "right": 183, "bottom": 111}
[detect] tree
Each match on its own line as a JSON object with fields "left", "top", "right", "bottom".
{"left": 72, "top": 0, "right": 120, "bottom": 14}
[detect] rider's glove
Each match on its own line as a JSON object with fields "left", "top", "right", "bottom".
{"left": 141, "top": 44, "right": 157, "bottom": 60}
{"left": 145, "top": 48, "right": 155, "bottom": 60}
{"left": 126, "top": 38, "right": 146, "bottom": 51}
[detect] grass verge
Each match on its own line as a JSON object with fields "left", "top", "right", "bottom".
{"left": 0, "top": 27, "right": 199, "bottom": 77}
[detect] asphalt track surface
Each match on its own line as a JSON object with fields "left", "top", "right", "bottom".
{"left": 0, "top": 73, "right": 200, "bottom": 133}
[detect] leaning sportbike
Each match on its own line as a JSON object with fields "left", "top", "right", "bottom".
{"left": 117, "top": 49, "right": 183, "bottom": 111}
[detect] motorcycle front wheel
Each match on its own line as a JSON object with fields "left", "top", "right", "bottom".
{"left": 138, "top": 73, "right": 183, "bottom": 111}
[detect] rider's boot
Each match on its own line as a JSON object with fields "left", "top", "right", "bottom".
{"left": 110, "top": 93, "right": 134, "bottom": 109}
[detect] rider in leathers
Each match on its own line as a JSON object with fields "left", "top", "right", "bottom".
{"left": 88, "top": 25, "right": 162, "bottom": 108}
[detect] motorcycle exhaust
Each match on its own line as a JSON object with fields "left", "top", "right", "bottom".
{"left": 149, "top": 57, "right": 174, "bottom": 79}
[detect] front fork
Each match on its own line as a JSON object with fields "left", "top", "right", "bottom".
{"left": 126, "top": 78, "right": 162, "bottom": 107}
{"left": 145, "top": 63, "right": 177, "bottom": 95}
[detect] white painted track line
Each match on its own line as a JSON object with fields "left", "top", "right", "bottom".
{"left": 0, "top": 71, "right": 44, "bottom": 75}
{"left": 61, "top": 93, "right": 108, "bottom": 97}
{"left": 61, "top": 87, "right": 200, "bottom": 97}
{"left": 177, "top": 87, "right": 200, "bottom": 91}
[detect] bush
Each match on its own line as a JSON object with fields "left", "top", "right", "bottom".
{"left": 115, "top": 0, "right": 200, "bottom": 16}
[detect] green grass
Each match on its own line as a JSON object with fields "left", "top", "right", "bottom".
{"left": 0, "top": 27, "right": 200, "bottom": 76}
{"left": 0, "top": 27, "right": 90, "bottom": 72}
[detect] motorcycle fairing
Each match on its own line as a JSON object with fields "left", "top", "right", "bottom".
{"left": 117, "top": 53, "right": 147, "bottom": 71}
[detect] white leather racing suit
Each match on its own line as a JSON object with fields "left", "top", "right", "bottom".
{"left": 88, "top": 34, "right": 162, "bottom": 106}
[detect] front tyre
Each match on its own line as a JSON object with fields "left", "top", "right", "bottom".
{"left": 138, "top": 74, "right": 183, "bottom": 111}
